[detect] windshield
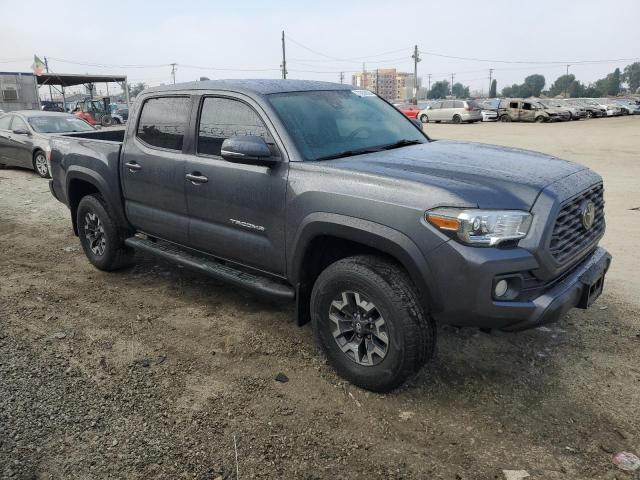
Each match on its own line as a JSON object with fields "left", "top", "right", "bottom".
{"left": 28, "top": 116, "right": 94, "bottom": 133}
{"left": 267, "top": 89, "right": 427, "bottom": 161}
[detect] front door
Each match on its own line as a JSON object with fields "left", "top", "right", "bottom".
{"left": 121, "top": 95, "right": 192, "bottom": 245}
{"left": 8, "top": 115, "right": 35, "bottom": 168}
{"left": 520, "top": 102, "right": 536, "bottom": 122}
{"left": 0, "top": 114, "right": 13, "bottom": 163}
{"left": 184, "top": 95, "right": 288, "bottom": 275}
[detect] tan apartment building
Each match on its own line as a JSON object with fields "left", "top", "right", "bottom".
{"left": 351, "top": 68, "right": 417, "bottom": 102}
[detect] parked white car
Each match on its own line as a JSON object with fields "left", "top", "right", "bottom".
{"left": 418, "top": 99, "right": 483, "bottom": 124}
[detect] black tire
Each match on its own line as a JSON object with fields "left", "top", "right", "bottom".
{"left": 452, "top": 114, "right": 462, "bottom": 124}
{"left": 419, "top": 114, "right": 429, "bottom": 123}
{"left": 535, "top": 116, "right": 546, "bottom": 123}
{"left": 32, "top": 150, "right": 50, "bottom": 178}
{"left": 500, "top": 115, "right": 511, "bottom": 122}
{"left": 76, "top": 194, "right": 134, "bottom": 271}
{"left": 101, "top": 115, "right": 114, "bottom": 127}
{"left": 310, "top": 255, "right": 435, "bottom": 392}
{"left": 586, "top": 110, "right": 594, "bottom": 118}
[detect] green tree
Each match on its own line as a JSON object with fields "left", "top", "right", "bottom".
{"left": 489, "top": 79, "right": 497, "bottom": 98}
{"left": 427, "top": 80, "right": 450, "bottom": 99}
{"left": 524, "top": 74, "right": 545, "bottom": 97}
{"left": 501, "top": 84, "right": 520, "bottom": 97}
{"left": 583, "top": 85, "right": 603, "bottom": 97}
{"left": 548, "top": 74, "right": 576, "bottom": 97}
{"left": 623, "top": 62, "right": 640, "bottom": 92}
{"left": 130, "top": 82, "right": 147, "bottom": 98}
{"left": 605, "top": 68, "right": 622, "bottom": 96}
{"left": 451, "top": 82, "right": 470, "bottom": 98}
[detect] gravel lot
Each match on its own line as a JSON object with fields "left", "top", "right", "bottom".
{"left": 1, "top": 117, "right": 639, "bottom": 479}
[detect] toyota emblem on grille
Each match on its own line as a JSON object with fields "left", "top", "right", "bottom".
{"left": 580, "top": 201, "right": 596, "bottom": 230}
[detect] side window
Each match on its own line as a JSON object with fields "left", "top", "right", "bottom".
{"left": 442, "top": 101, "right": 455, "bottom": 108}
{"left": 0, "top": 115, "right": 12, "bottom": 130}
{"left": 430, "top": 102, "right": 441, "bottom": 109}
{"left": 454, "top": 100, "right": 464, "bottom": 108}
{"left": 198, "top": 97, "right": 273, "bottom": 156}
{"left": 11, "top": 116, "right": 28, "bottom": 131}
{"left": 137, "top": 96, "right": 190, "bottom": 151}
{"left": 522, "top": 103, "right": 533, "bottom": 111}
{"left": 509, "top": 102, "right": 519, "bottom": 109}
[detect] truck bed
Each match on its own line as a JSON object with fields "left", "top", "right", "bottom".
{"left": 61, "top": 128, "right": 126, "bottom": 143}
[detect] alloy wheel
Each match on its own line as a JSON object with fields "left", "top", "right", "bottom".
{"left": 329, "top": 291, "right": 389, "bottom": 366}
{"left": 84, "top": 212, "right": 106, "bottom": 256}
{"left": 35, "top": 153, "right": 48, "bottom": 177}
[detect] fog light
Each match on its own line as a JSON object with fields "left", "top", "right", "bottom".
{"left": 494, "top": 279, "right": 509, "bottom": 298}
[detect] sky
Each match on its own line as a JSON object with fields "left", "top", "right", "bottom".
{"left": 1, "top": 0, "right": 639, "bottom": 97}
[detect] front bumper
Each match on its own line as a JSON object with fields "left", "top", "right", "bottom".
{"left": 426, "top": 241, "right": 611, "bottom": 331}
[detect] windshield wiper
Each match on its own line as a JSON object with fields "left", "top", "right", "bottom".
{"left": 377, "top": 139, "right": 423, "bottom": 151}
{"left": 313, "top": 147, "right": 383, "bottom": 161}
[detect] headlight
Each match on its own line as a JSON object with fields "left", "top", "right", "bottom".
{"left": 426, "top": 208, "right": 533, "bottom": 246}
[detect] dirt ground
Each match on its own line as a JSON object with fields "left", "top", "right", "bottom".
{"left": 1, "top": 117, "right": 639, "bottom": 479}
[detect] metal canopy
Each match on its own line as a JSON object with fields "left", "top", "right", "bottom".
{"left": 36, "top": 73, "right": 127, "bottom": 87}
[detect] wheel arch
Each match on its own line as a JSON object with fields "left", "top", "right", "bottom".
{"left": 289, "top": 213, "right": 441, "bottom": 325}
{"left": 65, "top": 168, "right": 129, "bottom": 236}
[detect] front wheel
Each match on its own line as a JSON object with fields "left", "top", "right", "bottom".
{"left": 32, "top": 151, "right": 50, "bottom": 178}
{"left": 535, "top": 116, "right": 546, "bottom": 123}
{"left": 77, "top": 194, "right": 134, "bottom": 271}
{"left": 500, "top": 115, "right": 512, "bottom": 122}
{"left": 452, "top": 114, "right": 462, "bottom": 124}
{"left": 419, "top": 114, "right": 429, "bottom": 123}
{"left": 311, "top": 255, "right": 435, "bottom": 392}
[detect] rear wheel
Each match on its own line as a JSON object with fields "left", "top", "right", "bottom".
{"left": 77, "top": 194, "right": 134, "bottom": 271}
{"left": 419, "top": 114, "right": 429, "bottom": 123}
{"left": 101, "top": 115, "right": 114, "bottom": 127}
{"left": 586, "top": 110, "right": 594, "bottom": 118}
{"left": 452, "top": 114, "right": 462, "bottom": 124}
{"left": 310, "top": 255, "right": 435, "bottom": 392}
{"left": 32, "top": 150, "right": 50, "bottom": 178}
{"left": 500, "top": 115, "right": 512, "bottom": 122}
{"left": 535, "top": 116, "right": 546, "bottom": 123}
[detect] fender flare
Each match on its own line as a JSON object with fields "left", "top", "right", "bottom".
{"left": 289, "top": 212, "right": 442, "bottom": 312}
{"left": 65, "top": 166, "right": 129, "bottom": 233}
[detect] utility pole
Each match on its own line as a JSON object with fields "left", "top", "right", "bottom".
{"left": 427, "top": 74, "right": 432, "bottom": 97}
{"left": 44, "top": 56, "right": 53, "bottom": 101}
{"left": 339, "top": 71, "right": 344, "bottom": 84}
{"left": 564, "top": 64, "right": 570, "bottom": 97}
{"left": 281, "top": 31, "right": 287, "bottom": 79}
{"left": 362, "top": 63, "right": 366, "bottom": 89}
{"left": 450, "top": 73, "right": 455, "bottom": 96}
{"left": 488, "top": 68, "right": 493, "bottom": 98}
{"left": 375, "top": 69, "right": 379, "bottom": 95}
{"left": 411, "top": 45, "right": 421, "bottom": 104}
{"left": 170, "top": 63, "right": 177, "bottom": 84}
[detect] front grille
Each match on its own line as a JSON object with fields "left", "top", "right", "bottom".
{"left": 549, "top": 183, "right": 604, "bottom": 263}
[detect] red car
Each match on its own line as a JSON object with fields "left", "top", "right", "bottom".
{"left": 395, "top": 104, "right": 421, "bottom": 119}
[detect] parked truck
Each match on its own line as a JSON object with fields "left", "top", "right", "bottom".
{"left": 48, "top": 80, "right": 611, "bottom": 392}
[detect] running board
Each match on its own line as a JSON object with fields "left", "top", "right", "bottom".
{"left": 124, "top": 236, "right": 295, "bottom": 300}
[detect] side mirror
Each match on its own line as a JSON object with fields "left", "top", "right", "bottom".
{"left": 221, "top": 135, "right": 278, "bottom": 167}
{"left": 12, "top": 128, "right": 30, "bottom": 136}
{"left": 410, "top": 118, "right": 422, "bottom": 129}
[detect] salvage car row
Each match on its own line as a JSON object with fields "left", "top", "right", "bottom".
{"left": 397, "top": 97, "right": 640, "bottom": 124}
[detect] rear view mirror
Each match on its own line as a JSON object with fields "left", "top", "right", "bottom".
{"left": 221, "top": 135, "right": 278, "bottom": 167}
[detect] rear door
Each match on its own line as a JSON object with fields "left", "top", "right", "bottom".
{"left": 441, "top": 100, "right": 455, "bottom": 121}
{"left": 121, "top": 95, "right": 192, "bottom": 245}
{"left": 184, "top": 95, "right": 288, "bottom": 274}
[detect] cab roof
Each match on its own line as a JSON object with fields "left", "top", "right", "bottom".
{"left": 144, "top": 79, "right": 354, "bottom": 96}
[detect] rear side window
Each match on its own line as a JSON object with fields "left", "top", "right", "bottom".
{"left": 0, "top": 115, "right": 12, "bottom": 130}
{"left": 137, "top": 97, "right": 190, "bottom": 151}
{"left": 454, "top": 101, "right": 464, "bottom": 108}
{"left": 509, "top": 102, "right": 519, "bottom": 109}
{"left": 11, "top": 116, "right": 28, "bottom": 131}
{"left": 198, "top": 97, "right": 272, "bottom": 156}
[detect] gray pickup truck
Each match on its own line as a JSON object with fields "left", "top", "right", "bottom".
{"left": 48, "top": 80, "right": 611, "bottom": 392}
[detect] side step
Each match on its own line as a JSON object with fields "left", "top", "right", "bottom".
{"left": 124, "top": 236, "right": 295, "bottom": 301}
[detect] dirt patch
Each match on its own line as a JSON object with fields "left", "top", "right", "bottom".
{"left": 1, "top": 118, "right": 640, "bottom": 479}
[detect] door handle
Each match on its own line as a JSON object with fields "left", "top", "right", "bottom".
{"left": 124, "top": 161, "right": 142, "bottom": 172}
{"left": 186, "top": 173, "right": 208, "bottom": 184}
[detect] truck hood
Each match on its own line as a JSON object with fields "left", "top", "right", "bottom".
{"left": 322, "top": 140, "right": 587, "bottom": 210}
